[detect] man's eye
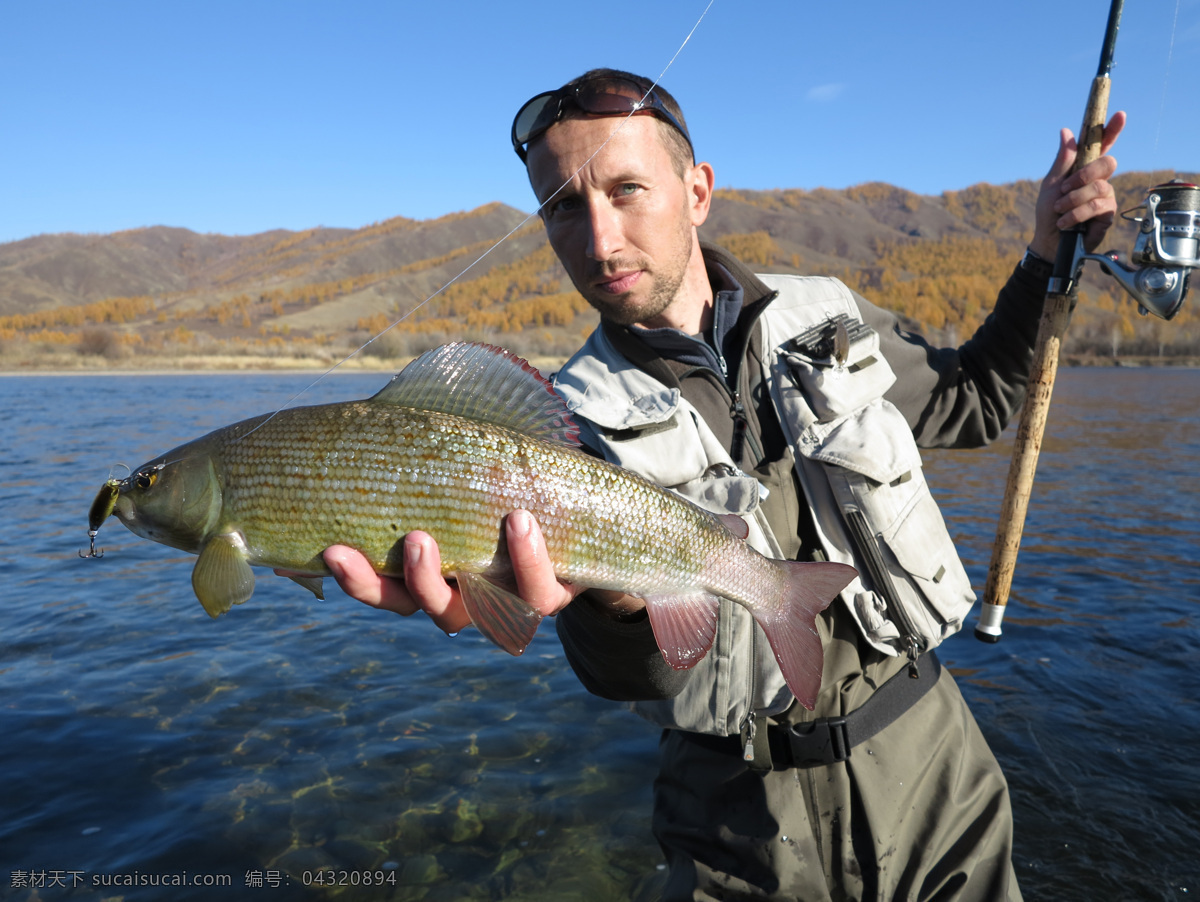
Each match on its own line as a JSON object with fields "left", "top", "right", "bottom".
{"left": 617, "top": 183, "right": 640, "bottom": 196}
{"left": 550, "top": 196, "right": 580, "bottom": 215}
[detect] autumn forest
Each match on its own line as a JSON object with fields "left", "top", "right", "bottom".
{"left": 1, "top": 171, "right": 1196, "bottom": 370}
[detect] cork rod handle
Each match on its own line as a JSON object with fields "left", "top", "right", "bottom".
{"left": 975, "top": 69, "right": 1114, "bottom": 643}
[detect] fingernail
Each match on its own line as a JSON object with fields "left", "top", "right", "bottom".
{"left": 323, "top": 548, "right": 346, "bottom": 579}
{"left": 508, "top": 510, "right": 531, "bottom": 538}
{"left": 404, "top": 538, "right": 421, "bottom": 568}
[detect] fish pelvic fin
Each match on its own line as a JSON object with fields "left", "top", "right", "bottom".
{"left": 455, "top": 571, "right": 543, "bottom": 656}
{"left": 286, "top": 574, "right": 325, "bottom": 600}
{"left": 192, "top": 534, "right": 256, "bottom": 618}
{"left": 643, "top": 592, "right": 722, "bottom": 671}
{"left": 753, "top": 561, "right": 857, "bottom": 710}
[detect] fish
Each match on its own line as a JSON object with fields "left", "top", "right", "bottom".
{"left": 86, "top": 341, "right": 856, "bottom": 708}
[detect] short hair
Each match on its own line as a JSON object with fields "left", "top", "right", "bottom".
{"left": 542, "top": 68, "right": 695, "bottom": 176}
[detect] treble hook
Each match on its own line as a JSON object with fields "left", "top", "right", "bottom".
{"left": 80, "top": 530, "right": 104, "bottom": 559}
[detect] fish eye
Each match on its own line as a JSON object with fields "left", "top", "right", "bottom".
{"left": 135, "top": 471, "right": 158, "bottom": 489}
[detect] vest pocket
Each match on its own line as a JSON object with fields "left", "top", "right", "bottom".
{"left": 598, "top": 411, "right": 710, "bottom": 489}
{"left": 798, "top": 401, "right": 975, "bottom": 650}
{"left": 784, "top": 326, "right": 896, "bottom": 424}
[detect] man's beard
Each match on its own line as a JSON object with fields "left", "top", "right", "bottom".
{"left": 575, "top": 216, "right": 694, "bottom": 328}
{"left": 580, "top": 257, "right": 686, "bottom": 327}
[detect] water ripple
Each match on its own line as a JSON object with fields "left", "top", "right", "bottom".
{"left": 1, "top": 368, "right": 1196, "bottom": 900}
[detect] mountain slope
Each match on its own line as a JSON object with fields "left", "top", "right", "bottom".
{"left": 1, "top": 170, "right": 1195, "bottom": 365}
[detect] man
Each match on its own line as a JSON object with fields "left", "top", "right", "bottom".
{"left": 317, "top": 70, "right": 1123, "bottom": 899}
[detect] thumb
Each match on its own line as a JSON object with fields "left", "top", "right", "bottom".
{"left": 1046, "top": 127, "right": 1077, "bottom": 184}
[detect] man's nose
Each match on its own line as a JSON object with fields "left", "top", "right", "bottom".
{"left": 586, "top": 203, "right": 623, "bottom": 261}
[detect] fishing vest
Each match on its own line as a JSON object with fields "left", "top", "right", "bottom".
{"left": 552, "top": 274, "right": 976, "bottom": 736}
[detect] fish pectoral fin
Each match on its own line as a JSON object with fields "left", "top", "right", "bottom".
{"left": 716, "top": 514, "right": 749, "bottom": 540}
{"left": 642, "top": 592, "right": 722, "bottom": 671}
{"left": 286, "top": 574, "right": 325, "bottom": 600}
{"left": 454, "top": 571, "right": 543, "bottom": 656}
{"left": 192, "top": 535, "right": 256, "bottom": 618}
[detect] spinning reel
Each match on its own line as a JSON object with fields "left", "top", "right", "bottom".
{"left": 1064, "top": 180, "right": 1199, "bottom": 320}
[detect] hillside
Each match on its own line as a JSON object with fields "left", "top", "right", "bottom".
{"left": 1, "top": 171, "right": 1196, "bottom": 370}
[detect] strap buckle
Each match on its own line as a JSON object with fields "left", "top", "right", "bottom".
{"left": 783, "top": 716, "right": 851, "bottom": 767}
{"left": 766, "top": 652, "right": 943, "bottom": 771}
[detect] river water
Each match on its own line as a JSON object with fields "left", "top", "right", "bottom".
{"left": 1, "top": 368, "right": 1196, "bottom": 901}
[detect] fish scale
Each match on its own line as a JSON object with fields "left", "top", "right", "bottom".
{"left": 228, "top": 403, "right": 723, "bottom": 594}
{"left": 89, "top": 342, "right": 856, "bottom": 709}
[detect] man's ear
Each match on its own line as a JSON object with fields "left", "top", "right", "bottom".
{"left": 687, "top": 161, "right": 715, "bottom": 227}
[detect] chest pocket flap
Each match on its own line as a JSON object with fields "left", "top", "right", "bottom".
{"left": 798, "top": 400, "right": 922, "bottom": 487}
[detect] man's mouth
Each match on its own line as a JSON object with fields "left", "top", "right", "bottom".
{"left": 596, "top": 270, "right": 642, "bottom": 294}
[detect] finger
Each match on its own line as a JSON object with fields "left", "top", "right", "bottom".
{"left": 1045, "top": 128, "right": 1077, "bottom": 183}
{"left": 1059, "top": 112, "right": 1123, "bottom": 194}
{"left": 1059, "top": 152, "right": 1119, "bottom": 196}
{"left": 1056, "top": 198, "right": 1117, "bottom": 233}
{"left": 401, "top": 532, "right": 472, "bottom": 634}
{"left": 1099, "top": 110, "right": 1126, "bottom": 156}
{"left": 1055, "top": 183, "right": 1118, "bottom": 231}
{"left": 323, "top": 545, "right": 418, "bottom": 615}
{"left": 1055, "top": 173, "right": 1116, "bottom": 216}
{"left": 506, "top": 510, "right": 578, "bottom": 615}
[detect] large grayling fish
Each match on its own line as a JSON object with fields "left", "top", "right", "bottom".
{"left": 87, "top": 342, "right": 855, "bottom": 707}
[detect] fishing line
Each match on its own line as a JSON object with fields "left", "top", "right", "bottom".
{"left": 1150, "top": 0, "right": 1181, "bottom": 161}
{"left": 235, "top": 0, "right": 717, "bottom": 442}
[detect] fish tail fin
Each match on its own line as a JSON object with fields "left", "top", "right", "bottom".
{"left": 752, "top": 561, "right": 857, "bottom": 710}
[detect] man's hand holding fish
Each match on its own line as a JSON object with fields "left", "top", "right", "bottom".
{"left": 309, "top": 510, "right": 637, "bottom": 634}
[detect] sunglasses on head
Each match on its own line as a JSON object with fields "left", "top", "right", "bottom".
{"left": 511, "top": 75, "right": 693, "bottom": 162}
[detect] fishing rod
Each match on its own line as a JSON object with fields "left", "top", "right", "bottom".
{"left": 975, "top": 0, "right": 1199, "bottom": 642}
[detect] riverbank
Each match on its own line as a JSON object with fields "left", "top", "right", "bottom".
{"left": 0, "top": 351, "right": 573, "bottom": 376}
{"left": 2, "top": 351, "right": 1196, "bottom": 374}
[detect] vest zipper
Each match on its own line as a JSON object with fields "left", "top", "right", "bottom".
{"left": 740, "top": 629, "right": 771, "bottom": 770}
{"left": 719, "top": 290, "right": 779, "bottom": 467}
{"left": 843, "top": 505, "right": 924, "bottom": 678}
{"left": 730, "top": 393, "right": 749, "bottom": 465}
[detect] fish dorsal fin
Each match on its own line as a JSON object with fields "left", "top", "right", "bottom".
{"left": 372, "top": 342, "right": 581, "bottom": 446}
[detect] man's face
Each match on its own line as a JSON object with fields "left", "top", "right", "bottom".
{"left": 526, "top": 114, "right": 709, "bottom": 329}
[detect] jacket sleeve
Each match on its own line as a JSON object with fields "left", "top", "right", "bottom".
{"left": 555, "top": 593, "right": 692, "bottom": 702}
{"left": 859, "top": 262, "right": 1051, "bottom": 449}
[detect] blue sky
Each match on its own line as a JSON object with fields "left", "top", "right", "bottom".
{"left": 2, "top": 0, "right": 1196, "bottom": 244}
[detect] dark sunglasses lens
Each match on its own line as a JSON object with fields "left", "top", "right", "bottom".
{"left": 576, "top": 78, "right": 648, "bottom": 115}
{"left": 513, "top": 92, "right": 562, "bottom": 146}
